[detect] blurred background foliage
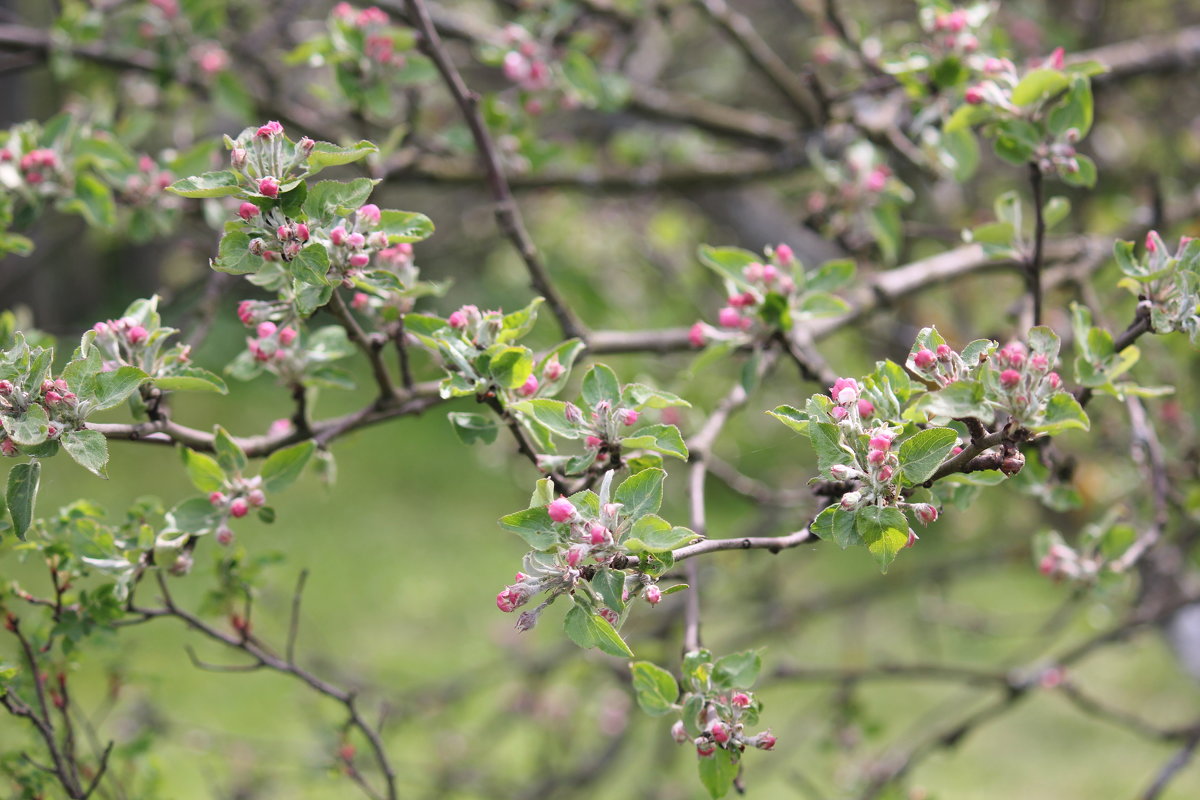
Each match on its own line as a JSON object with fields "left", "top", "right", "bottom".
{"left": 3, "top": 0, "right": 1200, "bottom": 797}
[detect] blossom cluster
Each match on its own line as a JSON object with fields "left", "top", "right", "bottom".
{"left": 670, "top": 690, "right": 776, "bottom": 757}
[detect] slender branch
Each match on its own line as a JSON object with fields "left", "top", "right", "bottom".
{"left": 691, "top": 0, "right": 822, "bottom": 125}
{"left": 1027, "top": 162, "right": 1047, "bottom": 325}
{"left": 1109, "top": 396, "right": 1171, "bottom": 572}
{"left": 1139, "top": 728, "right": 1200, "bottom": 800}
{"left": 402, "top": 0, "right": 586, "bottom": 343}
{"left": 328, "top": 290, "right": 397, "bottom": 403}
{"left": 287, "top": 569, "right": 310, "bottom": 666}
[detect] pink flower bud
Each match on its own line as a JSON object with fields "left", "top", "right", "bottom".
{"left": 588, "top": 523, "right": 609, "bottom": 545}
{"left": 0, "top": 439, "right": 16, "bottom": 457}
{"left": 347, "top": 232, "right": 366, "bottom": 249}
{"left": 496, "top": 588, "right": 519, "bottom": 613}
{"left": 717, "top": 307, "right": 741, "bottom": 328}
{"left": 276, "top": 225, "right": 292, "bottom": 241}
{"left": 230, "top": 498, "right": 249, "bottom": 518}
{"left": 297, "top": 136, "right": 315, "bottom": 155}
{"left": 906, "top": 529, "right": 920, "bottom": 548}
{"left": 619, "top": 409, "right": 639, "bottom": 426}
{"left": 294, "top": 223, "right": 310, "bottom": 242}
{"left": 599, "top": 607, "right": 619, "bottom": 626}
{"left": 913, "top": 348, "right": 936, "bottom": 369}
{"left": 865, "top": 167, "right": 887, "bottom": 193}
{"left": 447, "top": 310, "right": 467, "bottom": 329}
{"left": 255, "top": 120, "right": 284, "bottom": 139}
{"left": 351, "top": 292, "right": 370, "bottom": 310}
{"left": 257, "top": 321, "right": 277, "bottom": 338}
{"left": 248, "top": 489, "right": 266, "bottom": 507}
{"left": 775, "top": 243, "right": 794, "bottom": 264}
{"left": 231, "top": 148, "right": 248, "bottom": 169}
{"left": 127, "top": 326, "right": 148, "bottom": 345}
{"left": 1030, "top": 353, "right": 1049, "bottom": 372}
{"left": 868, "top": 448, "right": 887, "bottom": 465}
{"left": 914, "top": 504, "right": 938, "bottom": 525}
{"left": 857, "top": 398, "right": 875, "bottom": 417}
{"left": 566, "top": 545, "right": 586, "bottom": 568}
{"left": 358, "top": 204, "right": 382, "bottom": 224}
{"left": 696, "top": 740, "right": 716, "bottom": 758}
{"left": 671, "top": 720, "right": 689, "bottom": 743}
{"left": 689, "top": 322, "right": 707, "bottom": 348}
{"left": 753, "top": 732, "right": 776, "bottom": 751}
{"left": 517, "top": 374, "right": 539, "bottom": 397}
{"left": 831, "top": 406, "right": 848, "bottom": 420}
{"left": 830, "top": 377, "right": 859, "bottom": 405}
{"left": 869, "top": 436, "right": 892, "bottom": 452}
{"left": 278, "top": 327, "right": 297, "bottom": 346}
{"left": 216, "top": 527, "right": 235, "bottom": 546}
{"left": 585, "top": 434, "right": 603, "bottom": 449}
{"left": 964, "top": 85, "right": 985, "bottom": 105}
{"left": 1048, "top": 46, "right": 1065, "bottom": 70}
{"left": 830, "top": 464, "right": 855, "bottom": 480}
{"left": 237, "top": 301, "right": 255, "bottom": 325}
{"left": 840, "top": 491, "right": 862, "bottom": 510}
{"left": 542, "top": 358, "right": 565, "bottom": 381}
{"left": 44, "top": 391, "right": 62, "bottom": 405}
{"left": 0, "top": 380, "right": 12, "bottom": 395}
{"left": 258, "top": 177, "right": 279, "bottom": 197}
{"left": 349, "top": 253, "right": 370, "bottom": 268}
{"left": 238, "top": 202, "right": 260, "bottom": 220}
{"left": 877, "top": 465, "right": 894, "bottom": 481}
{"left": 1000, "top": 369, "right": 1021, "bottom": 388}
{"left": 936, "top": 344, "right": 952, "bottom": 358}
{"left": 330, "top": 226, "right": 347, "bottom": 246}
{"left": 547, "top": 497, "right": 576, "bottom": 523}
{"left": 209, "top": 491, "right": 227, "bottom": 507}
{"left": 743, "top": 262, "right": 765, "bottom": 282}
{"left": 731, "top": 692, "right": 751, "bottom": 708}
{"left": 709, "top": 722, "right": 730, "bottom": 744}
{"left": 644, "top": 585, "right": 662, "bottom": 605}
{"left": 1047, "top": 372, "right": 1062, "bottom": 389}
{"left": 564, "top": 403, "right": 583, "bottom": 424}
{"left": 1039, "top": 553, "right": 1057, "bottom": 576}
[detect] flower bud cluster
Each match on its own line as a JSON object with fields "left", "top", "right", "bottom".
{"left": 691, "top": 243, "right": 800, "bottom": 346}
{"left": 671, "top": 689, "right": 776, "bottom": 758}
{"left": 91, "top": 316, "right": 153, "bottom": 369}
{"left": 920, "top": 6, "right": 981, "bottom": 55}
{"left": 0, "top": 377, "right": 85, "bottom": 453}
{"left": 500, "top": 25, "right": 554, "bottom": 97}
{"left": 1131, "top": 232, "right": 1200, "bottom": 338}
{"left": 907, "top": 341, "right": 974, "bottom": 387}
{"left": 208, "top": 476, "right": 268, "bottom": 545}
{"left": 119, "top": 154, "right": 174, "bottom": 206}
{"left": 228, "top": 120, "right": 312, "bottom": 206}
{"left": 14, "top": 148, "right": 62, "bottom": 188}
{"left": 1038, "top": 542, "right": 1097, "bottom": 581}
{"left": 331, "top": 4, "right": 406, "bottom": 68}
{"left": 991, "top": 341, "right": 1061, "bottom": 418}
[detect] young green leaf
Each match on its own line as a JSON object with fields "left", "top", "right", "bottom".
{"left": 630, "top": 661, "right": 680, "bottom": 715}
{"left": 260, "top": 440, "right": 316, "bottom": 493}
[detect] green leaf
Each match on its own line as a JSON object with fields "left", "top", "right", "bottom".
{"left": 1031, "top": 393, "right": 1090, "bottom": 435}
{"left": 498, "top": 507, "right": 557, "bottom": 550}
{"left": 154, "top": 367, "right": 228, "bottom": 394}
{"left": 290, "top": 244, "right": 331, "bottom": 286}
{"left": 180, "top": 448, "right": 225, "bottom": 493}
{"left": 581, "top": 364, "right": 621, "bottom": 409}
{"left": 260, "top": 440, "right": 315, "bottom": 493}
{"left": 810, "top": 503, "right": 861, "bottom": 549}
{"left": 211, "top": 230, "right": 259, "bottom": 275}
{"left": 302, "top": 178, "right": 378, "bottom": 219}
{"left": 167, "top": 170, "right": 243, "bottom": 198}
{"left": 60, "top": 429, "right": 109, "bottom": 478}
{"left": 910, "top": 380, "right": 989, "bottom": 421}
{"left": 623, "top": 514, "right": 696, "bottom": 553}
{"left": 1047, "top": 75, "right": 1093, "bottom": 138}
{"left": 621, "top": 424, "right": 688, "bottom": 460}
{"left": 377, "top": 209, "right": 434, "bottom": 243}
{"left": 212, "top": 426, "right": 247, "bottom": 475}
{"left": 68, "top": 174, "right": 116, "bottom": 227}
{"left": 941, "top": 125, "right": 980, "bottom": 181}
{"left": 498, "top": 298, "right": 543, "bottom": 344}
{"left": 808, "top": 421, "right": 851, "bottom": 474}
{"left": 510, "top": 399, "right": 582, "bottom": 438}
{"left": 3, "top": 404, "right": 49, "bottom": 446}
{"left": 1011, "top": 68, "right": 1069, "bottom": 106}
{"left": 306, "top": 140, "right": 378, "bottom": 172}
{"left": 90, "top": 366, "right": 148, "bottom": 411}
{"left": 6, "top": 461, "right": 41, "bottom": 540}
{"left": 856, "top": 506, "right": 909, "bottom": 572}
{"left": 898, "top": 427, "right": 959, "bottom": 484}
{"left": 592, "top": 567, "right": 626, "bottom": 612}
{"left": 1042, "top": 197, "right": 1071, "bottom": 230}
{"left": 630, "top": 661, "right": 679, "bottom": 716}
{"left": 713, "top": 650, "right": 761, "bottom": 689}
{"left": 698, "top": 748, "right": 738, "bottom": 799}
{"left": 447, "top": 412, "right": 499, "bottom": 445}
{"left": 488, "top": 346, "right": 534, "bottom": 390}
{"left": 564, "top": 604, "right": 635, "bottom": 657}
{"left": 614, "top": 468, "right": 664, "bottom": 519}
{"left": 697, "top": 245, "right": 758, "bottom": 288}
{"left": 1061, "top": 155, "right": 1097, "bottom": 188}
{"left": 767, "top": 404, "right": 809, "bottom": 435}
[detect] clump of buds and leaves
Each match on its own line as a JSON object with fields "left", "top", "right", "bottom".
{"left": 287, "top": 4, "right": 437, "bottom": 120}
{"left": 631, "top": 650, "right": 774, "bottom": 799}
{"left": 770, "top": 325, "right": 1090, "bottom": 572}
{"left": 1113, "top": 232, "right": 1200, "bottom": 345}
{"left": 496, "top": 468, "right": 694, "bottom": 653}
{"left": 691, "top": 242, "right": 855, "bottom": 346}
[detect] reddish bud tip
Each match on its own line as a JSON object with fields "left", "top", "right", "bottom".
{"left": 230, "top": 498, "right": 249, "bottom": 518}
